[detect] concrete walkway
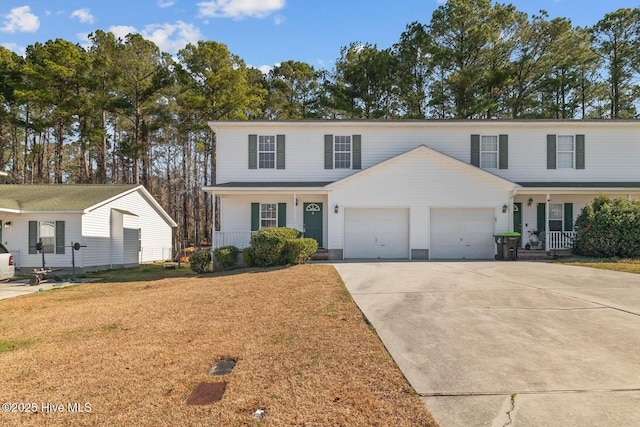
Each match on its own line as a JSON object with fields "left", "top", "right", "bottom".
{"left": 334, "top": 261, "right": 640, "bottom": 427}
{"left": 0, "top": 279, "right": 81, "bottom": 300}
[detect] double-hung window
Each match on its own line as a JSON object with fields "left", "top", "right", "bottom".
{"left": 334, "top": 136, "right": 351, "bottom": 169}
{"left": 28, "top": 220, "right": 65, "bottom": 254}
{"left": 549, "top": 204, "right": 563, "bottom": 231}
{"left": 480, "top": 135, "right": 498, "bottom": 169}
{"left": 260, "top": 204, "right": 277, "bottom": 228}
{"left": 557, "top": 135, "right": 574, "bottom": 169}
{"left": 258, "top": 135, "right": 276, "bottom": 169}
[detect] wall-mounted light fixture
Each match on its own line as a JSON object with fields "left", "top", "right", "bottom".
{"left": 527, "top": 198, "right": 533, "bottom": 206}
{"left": 334, "top": 204, "right": 339, "bottom": 214}
{"left": 3, "top": 221, "right": 11, "bottom": 229}
{"left": 502, "top": 204, "right": 508, "bottom": 213}
{"left": 295, "top": 197, "right": 298, "bottom": 206}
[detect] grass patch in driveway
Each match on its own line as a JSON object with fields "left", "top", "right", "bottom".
{"left": 0, "top": 264, "right": 438, "bottom": 426}
{"left": 556, "top": 256, "right": 640, "bottom": 274}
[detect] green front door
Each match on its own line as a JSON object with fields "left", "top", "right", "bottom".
{"left": 303, "top": 203, "right": 323, "bottom": 248}
{"left": 513, "top": 203, "right": 522, "bottom": 236}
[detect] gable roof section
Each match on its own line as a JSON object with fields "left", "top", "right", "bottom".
{"left": 0, "top": 184, "right": 137, "bottom": 212}
{"left": 0, "top": 185, "right": 177, "bottom": 227}
{"left": 328, "top": 144, "right": 519, "bottom": 190}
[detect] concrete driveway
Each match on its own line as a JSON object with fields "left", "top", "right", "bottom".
{"left": 334, "top": 261, "right": 640, "bottom": 427}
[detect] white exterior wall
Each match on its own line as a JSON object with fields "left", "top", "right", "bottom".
{"left": 0, "top": 213, "right": 83, "bottom": 269}
{"left": 83, "top": 189, "right": 173, "bottom": 267}
{"left": 327, "top": 150, "right": 512, "bottom": 254}
{"left": 213, "top": 121, "right": 640, "bottom": 185}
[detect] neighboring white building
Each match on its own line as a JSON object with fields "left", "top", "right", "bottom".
{"left": 0, "top": 184, "right": 176, "bottom": 271}
{"left": 204, "top": 120, "right": 640, "bottom": 260}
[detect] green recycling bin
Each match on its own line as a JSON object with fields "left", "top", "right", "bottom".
{"left": 494, "top": 232, "right": 521, "bottom": 261}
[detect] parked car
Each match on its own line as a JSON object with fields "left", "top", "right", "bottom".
{"left": 0, "top": 243, "right": 15, "bottom": 281}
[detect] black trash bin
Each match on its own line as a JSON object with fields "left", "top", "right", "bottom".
{"left": 494, "top": 232, "right": 521, "bottom": 261}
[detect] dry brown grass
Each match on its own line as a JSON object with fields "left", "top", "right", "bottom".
{"left": 0, "top": 265, "right": 438, "bottom": 426}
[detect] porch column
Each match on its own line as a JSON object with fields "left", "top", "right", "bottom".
{"left": 545, "top": 194, "right": 550, "bottom": 252}
{"left": 212, "top": 193, "right": 218, "bottom": 249}
{"left": 293, "top": 193, "right": 297, "bottom": 231}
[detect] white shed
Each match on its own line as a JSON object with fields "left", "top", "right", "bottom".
{"left": 0, "top": 184, "right": 176, "bottom": 272}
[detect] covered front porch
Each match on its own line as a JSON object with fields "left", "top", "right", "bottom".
{"left": 513, "top": 184, "right": 640, "bottom": 252}
{"left": 204, "top": 182, "right": 331, "bottom": 251}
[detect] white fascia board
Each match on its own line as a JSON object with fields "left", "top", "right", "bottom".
{"left": 515, "top": 187, "right": 640, "bottom": 195}
{"left": 203, "top": 186, "right": 330, "bottom": 195}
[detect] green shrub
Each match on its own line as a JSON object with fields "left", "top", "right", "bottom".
{"left": 285, "top": 238, "right": 318, "bottom": 264}
{"left": 189, "top": 251, "right": 212, "bottom": 274}
{"left": 574, "top": 195, "right": 640, "bottom": 258}
{"left": 243, "top": 247, "right": 255, "bottom": 267}
{"left": 250, "top": 227, "right": 301, "bottom": 267}
{"left": 213, "top": 245, "right": 239, "bottom": 271}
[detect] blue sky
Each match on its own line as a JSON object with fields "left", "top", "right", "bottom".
{"left": 1, "top": 0, "right": 638, "bottom": 72}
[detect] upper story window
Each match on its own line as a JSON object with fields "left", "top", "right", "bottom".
{"left": 258, "top": 135, "right": 276, "bottom": 169}
{"left": 480, "top": 135, "right": 498, "bottom": 169}
{"left": 334, "top": 135, "right": 351, "bottom": 169}
{"left": 471, "top": 134, "right": 507, "bottom": 169}
{"left": 557, "top": 135, "right": 574, "bottom": 168}
{"left": 547, "top": 134, "right": 584, "bottom": 170}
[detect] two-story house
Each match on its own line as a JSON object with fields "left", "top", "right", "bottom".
{"left": 203, "top": 120, "right": 640, "bottom": 260}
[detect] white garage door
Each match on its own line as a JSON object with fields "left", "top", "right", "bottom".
{"left": 344, "top": 208, "right": 409, "bottom": 259}
{"left": 430, "top": 208, "right": 495, "bottom": 259}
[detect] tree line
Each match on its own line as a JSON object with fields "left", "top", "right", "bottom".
{"left": 0, "top": 0, "right": 638, "bottom": 245}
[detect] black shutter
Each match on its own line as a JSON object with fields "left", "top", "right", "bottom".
{"left": 564, "top": 203, "right": 573, "bottom": 232}
{"left": 499, "top": 134, "right": 508, "bottom": 169}
{"left": 276, "top": 135, "right": 285, "bottom": 169}
{"left": 576, "top": 134, "right": 585, "bottom": 169}
{"left": 56, "top": 221, "right": 65, "bottom": 254}
{"left": 352, "top": 134, "right": 361, "bottom": 169}
{"left": 470, "top": 134, "right": 480, "bottom": 166}
{"left": 537, "top": 203, "right": 546, "bottom": 232}
{"left": 29, "top": 221, "right": 37, "bottom": 254}
{"left": 547, "top": 135, "right": 556, "bottom": 169}
{"left": 248, "top": 134, "right": 257, "bottom": 169}
{"left": 324, "top": 134, "right": 333, "bottom": 169}
{"left": 278, "top": 203, "right": 286, "bottom": 227}
{"left": 251, "top": 203, "right": 259, "bottom": 231}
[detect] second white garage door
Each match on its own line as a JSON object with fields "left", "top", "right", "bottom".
{"left": 430, "top": 208, "right": 495, "bottom": 259}
{"left": 344, "top": 208, "right": 409, "bottom": 259}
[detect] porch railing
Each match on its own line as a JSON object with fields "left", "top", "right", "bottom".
{"left": 547, "top": 231, "right": 575, "bottom": 251}
{"left": 213, "top": 231, "right": 254, "bottom": 249}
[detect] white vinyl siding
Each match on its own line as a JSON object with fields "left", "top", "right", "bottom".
{"left": 214, "top": 122, "right": 640, "bottom": 184}
{"left": 557, "top": 135, "right": 574, "bottom": 169}
{"left": 334, "top": 135, "right": 351, "bottom": 169}
{"left": 258, "top": 135, "right": 276, "bottom": 169}
{"left": 480, "top": 135, "right": 498, "bottom": 169}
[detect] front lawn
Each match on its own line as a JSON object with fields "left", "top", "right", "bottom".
{"left": 0, "top": 264, "right": 438, "bottom": 426}
{"left": 556, "top": 256, "right": 640, "bottom": 274}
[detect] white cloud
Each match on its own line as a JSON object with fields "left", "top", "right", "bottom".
{"left": 158, "top": 0, "right": 175, "bottom": 7}
{"left": 142, "top": 21, "right": 202, "bottom": 53}
{"left": 1, "top": 6, "right": 40, "bottom": 33}
{"left": 316, "top": 59, "right": 325, "bottom": 68}
{"left": 273, "top": 14, "right": 284, "bottom": 25}
{"left": 108, "top": 21, "right": 202, "bottom": 53}
{"left": 254, "top": 64, "right": 273, "bottom": 74}
{"left": 198, "top": 0, "right": 285, "bottom": 19}
{"left": 71, "top": 8, "right": 94, "bottom": 24}
{"left": 109, "top": 25, "right": 139, "bottom": 40}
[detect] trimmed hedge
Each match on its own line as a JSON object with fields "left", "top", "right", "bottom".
{"left": 250, "top": 227, "right": 301, "bottom": 267}
{"left": 243, "top": 247, "right": 255, "bottom": 267}
{"left": 213, "top": 245, "right": 239, "bottom": 271}
{"left": 574, "top": 195, "right": 640, "bottom": 258}
{"left": 189, "top": 251, "right": 212, "bottom": 274}
{"left": 285, "top": 238, "right": 319, "bottom": 264}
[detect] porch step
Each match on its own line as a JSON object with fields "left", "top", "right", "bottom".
{"left": 517, "top": 249, "right": 554, "bottom": 261}
{"left": 311, "top": 249, "right": 329, "bottom": 261}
